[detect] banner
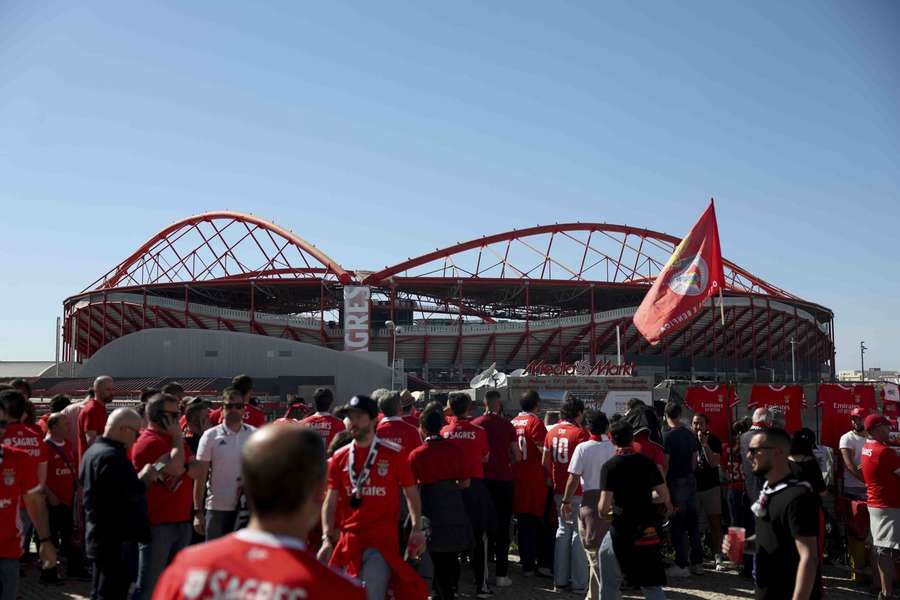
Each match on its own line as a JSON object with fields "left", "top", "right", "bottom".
{"left": 884, "top": 383, "right": 900, "bottom": 404}
{"left": 817, "top": 384, "right": 876, "bottom": 448}
{"left": 342, "top": 286, "right": 370, "bottom": 351}
{"left": 683, "top": 385, "right": 738, "bottom": 444}
{"left": 748, "top": 385, "right": 806, "bottom": 433}
{"left": 633, "top": 200, "right": 725, "bottom": 345}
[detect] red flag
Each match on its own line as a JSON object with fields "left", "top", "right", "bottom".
{"left": 633, "top": 200, "right": 725, "bottom": 345}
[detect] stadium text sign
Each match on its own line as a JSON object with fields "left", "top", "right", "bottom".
{"left": 523, "top": 359, "right": 636, "bottom": 377}
{"left": 343, "top": 286, "right": 370, "bottom": 351}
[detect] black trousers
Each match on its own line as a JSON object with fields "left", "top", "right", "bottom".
{"left": 431, "top": 550, "right": 460, "bottom": 600}
{"left": 49, "top": 504, "right": 85, "bottom": 573}
{"left": 516, "top": 513, "right": 542, "bottom": 572}
{"left": 90, "top": 542, "right": 136, "bottom": 600}
{"left": 484, "top": 479, "right": 513, "bottom": 577}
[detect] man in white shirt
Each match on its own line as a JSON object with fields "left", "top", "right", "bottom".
{"left": 839, "top": 407, "right": 869, "bottom": 500}
{"left": 193, "top": 387, "right": 256, "bottom": 540}
{"left": 561, "top": 411, "right": 615, "bottom": 600}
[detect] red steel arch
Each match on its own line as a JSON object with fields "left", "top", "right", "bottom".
{"left": 84, "top": 211, "right": 351, "bottom": 291}
{"left": 363, "top": 223, "right": 800, "bottom": 301}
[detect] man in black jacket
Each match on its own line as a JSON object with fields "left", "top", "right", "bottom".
{"left": 80, "top": 408, "right": 157, "bottom": 600}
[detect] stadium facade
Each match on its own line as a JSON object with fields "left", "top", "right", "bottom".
{"left": 56, "top": 211, "right": 835, "bottom": 389}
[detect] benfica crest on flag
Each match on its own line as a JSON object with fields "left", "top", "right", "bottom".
{"left": 633, "top": 200, "right": 725, "bottom": 345}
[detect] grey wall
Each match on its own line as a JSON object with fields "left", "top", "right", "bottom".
{"left": 79, "top": 329, "right": 392, "bottom": 403}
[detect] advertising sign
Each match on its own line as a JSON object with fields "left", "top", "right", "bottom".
{"left": 343, "top": 286, "right": 370, "bottom": 351}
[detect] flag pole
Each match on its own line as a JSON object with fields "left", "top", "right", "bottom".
{"left": 718, "top": 285, "right": 725, "bottom": 325}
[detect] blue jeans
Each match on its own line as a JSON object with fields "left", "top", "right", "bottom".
{"left": 19, "top": 507, "right": 33, "bottom": 554}
{"left": 668, "top": 475, "right": 703, "bottom": 568}
{"left": 0, "top": 558, "right": 18, "bottom": 600}
{"left": 598, "top": 532, "right": 666, "bottom": 600}
{"left": 205, "top": 510, "right": 238, "bottom": 541}
{"left": 554, "top": 494, "right": 589, "bottom": 590}
{"left": 133, "top": 522, "right": 192, "bottom": 600}
{"left": 361, "top": 548, "right": 390, "bottom": 600}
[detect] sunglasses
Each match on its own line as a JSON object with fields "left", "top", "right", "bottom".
{"left": 224, "top": 403, "right": 245, "bottom": 409}
{"left": 747, "top": 446, "right": 775, "bottom": 456}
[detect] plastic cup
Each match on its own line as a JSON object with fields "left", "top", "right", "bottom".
{"left": 727, "top": 526, "right": 746, "bottom": 563}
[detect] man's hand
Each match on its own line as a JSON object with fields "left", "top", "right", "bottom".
{"left": 560, "top": 501, "right": 573, "bottom": 522}
{"left": 39, "top": 540, "right": 57, "bottom": 568}
{"left": 407, "top": 530, "right": 427, "bottom": 559}
{"left": 193, "top": 513, "right": 205, "bottom": 536}
{"left": 137, "top": 463, "right": 159, "bottom": 485}
{"left": 46, "top": 490, "right": 60, "bottom": 507}
{"left": 165, "top": 415, "right": 183, "bottom": 441}
{"left": 317, "top": 539, "right": 334, "bottom": 563}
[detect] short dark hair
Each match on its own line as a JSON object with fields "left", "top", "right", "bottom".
{"left": 313, "top": 388, "right": 334, "bottom": 412}
{"left": 420, "top": 407, "right": 445, "bottom": 435}
{"left": 47, "top": 412, "right": 66, "bottom": 431}
{"left": 560, "top": 397, "right": 585, "bottom": 422}
{"left": 146, "top": 393, "right": 179, "bottom": 424}
{"left": 0, "top": 390, "right": 27, "bottom": 420}
{"left": 626, "top": 397, "right": 644, "bottom": 410}
{"left": 755, "top": 427, "right": 792, "bottom": 452}
{"left": 49, "top": 394, "right": 71, "bottom": 413}
{"left": 232, "top": 374, "right": 253, "bottom": 396}
{"left": 520, "top": 390, "right": 540, "bottom": 412}
{"left": 10, "top": 379, "right": 31, "bottom": 397}
{"left": 485, "top": 390, "right": 501, "bottom": 402}
{"left": 609, "top": 420, "right": 634, "bottom": 447}
{"left": 327, "top": 430, "right": 353, "bottom": 457}
{"left": 664, "top": 401, "right": 682, "bottom": 420}
{"left": 586, "top": 410, "right": 609, "bottom": 436}
{"left": 140, "top": 388, "right": 161, "bottom": 403}
{"left": 162, "top": 382, "right": 184, "bottom": 396}
{"left": 242, "top": 428, "right": 326, "bottom": 518}
{"left": 222, "top": 387, "right": 242, "bottom": 402}
{"left": 692, "top": 413, "right": 708, "bottom": 425}
{"left": 448, "top": 392, "right": 472, "bottom": 417}
{"left": 185, "top": 401, "right": 209, "bottom": 423}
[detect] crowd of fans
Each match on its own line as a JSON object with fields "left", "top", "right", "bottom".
{"left": 1, "top": 375, "right": 900, "bottom": 600}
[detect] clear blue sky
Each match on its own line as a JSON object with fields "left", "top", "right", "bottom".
{"left": 1, "top": 1, "right": 898, "bottom": 370}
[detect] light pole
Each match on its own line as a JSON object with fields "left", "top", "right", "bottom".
{"left": 386, "top": 320, "right": 401, "bottom": 390}
{"left": 860, "top": 341, "right": 867, "bottom": 382}
{"left": 789, "top": 337, "right": 796, "bottom": 382}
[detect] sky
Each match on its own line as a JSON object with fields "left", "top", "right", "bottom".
{"left": 1, "top": 1, "right": 898, "bottom": 371}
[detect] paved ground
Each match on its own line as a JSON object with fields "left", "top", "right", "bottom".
{"left": 18, "top": 557, "right": 877, "bottom": 600}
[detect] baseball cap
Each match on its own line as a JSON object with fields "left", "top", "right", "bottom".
{"left": 864, "top": 414, "right": 890, "bottom": 432}
{"left": 791, "top": 427, "right": 817, "bottom": 456}
{"left": 345, "top": 395, "right": 378, "bottom": 418}
{"left": 850, "top": 407, "right": 869, "bottom": 418}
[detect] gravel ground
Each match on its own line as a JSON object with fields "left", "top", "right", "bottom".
{"left": 17, "top": 555, "right": 877, "bottom": 600}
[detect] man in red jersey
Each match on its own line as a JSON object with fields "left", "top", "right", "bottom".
{"left": 208, "top": 375, "right": 266, "bottom": 428}
{"left": 132, "top": 394, "right": 204, "bottom": 600}
{"left": 472, "top": 389, "right": 520, "bottom": 588}
{"left": 153, "top": 423, "right": 365, "bottom": 600}
{"left": 44, "top": 412, "right": 88, "bottom": 580}
{"left": 411, "top": 406, "right": 473, "bottom": 600}
{"left": 441, "top": 392, "right": 494, "bottom": 597}
{"left": 77, "top": 376, "right": 115, "bottom": 459}
{"left": 511, "top": 389, "right": 552, "bottom": 577}
{"left": 543, "top": 396, "right": 590, "bottom": 592}
{"left": 376, "top": 390, "right": 422, "bottom": 458}
{"left": 0, "top": 394, "right": 57, "bottom": 598}
{"left": 299, "top": 388, "right": 346, "bottom": 447}
{"left": 400, "top": 390, "right": 420, "bottom": 427}
{"left": 861, "top": 414, "right": 900, "bottom": 599}
{"left": 319, "top": 395, "right": 428, "bottom": 600}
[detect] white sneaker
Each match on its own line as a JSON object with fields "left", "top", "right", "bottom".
{"left": 495, "top": 576, "right": 513, "bottom": 587}
{"left": 690, "top": 564, "right": 704, "bottom": 575}
{"left": 715, "top": 555, "right": 728, "bottom": 572}
{"left": 666, "top": 565, "right": 690, "bottom": 578}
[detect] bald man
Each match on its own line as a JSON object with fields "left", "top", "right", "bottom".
{"left": 153, "top": 424, "right": 365, "bottom": 600}
{"left": 77, "top": 376, "right": 115, "bottom": 459}
{"left": 81, "top": 408, "right": 156, "bottom": 600}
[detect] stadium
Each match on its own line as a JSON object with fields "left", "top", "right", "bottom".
{"left": 37, "top": 211, "right": 834, "bottom": 401}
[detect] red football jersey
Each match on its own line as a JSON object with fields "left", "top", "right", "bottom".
{"left": 748, "top": 385, "right": 806, "bottom": 433}
{"left": 401, "top": 412, "right": 420, "bottom": 428}
{"left": 2, "top": 423, "right": 49, "bottom": 465}
{"left": 409, "top": 437, "right": 469, "bottom": 485}
{"left": 684, "top": 385, "right": 738, "bottom": 444}
{"left": 544, "top": 421, "right": 589, "bottom": 495}
{"left": 375, "top": 417, "right": 422, "bottom": 457}
{"left": 131, "top": 429, "right": 194, "bottom": 525}
{"left": 440, "top": 416, "right": 490, "bottom": 479}
{"left": 44, "top": 439, "right": 76, "bottom": 506}
{"left": 510, "top": 412, "right": 549, "bottom": 516}
{"left": 300, "top": 413, "right": 346, "bottom": 447}
{"left": 77, "top": 398, "right": 108, "bottom": 458}
{"left": 152, "top": 529, "right": 365, "bottom": 600}
{"left": 208, "top": 404, "right": 267, "bottom": 428}
{"left": 327, "top": 439, "right": 414, "bottom": 538}
{"left": 0, "top": 445, "right": 39, "bottom": 559}
{"left": 818, "top": 384, "right": 877, "bottom": 448}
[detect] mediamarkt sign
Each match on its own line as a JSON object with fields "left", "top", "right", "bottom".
{"left": 343, "top": 286, "right": 370, "bottom": 352}
{"left": 523, "top": 359, "right": 636, "bottom": 377}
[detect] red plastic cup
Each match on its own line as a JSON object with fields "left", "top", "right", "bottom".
{"left": 727, "top": 526, "right": 746, "bottom": 563}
